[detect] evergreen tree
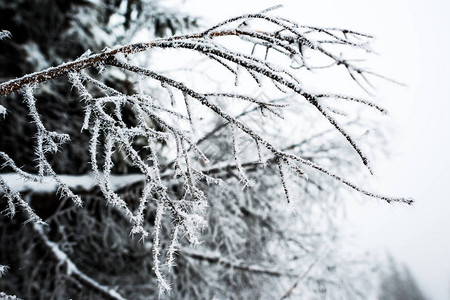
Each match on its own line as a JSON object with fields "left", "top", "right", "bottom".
{"left": 378, "top": 257, "right": 428, "bottom": 300}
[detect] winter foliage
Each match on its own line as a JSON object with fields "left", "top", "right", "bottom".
{"left": 0, "top": 1, "right": 410, "bottom": 299}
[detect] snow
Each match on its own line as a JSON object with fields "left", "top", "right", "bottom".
{"left": 0, "top": 105, "right": 6, "bottom": 117}
{"left": 0, "top": 30, "right": 10, "bottom": 40}
{"left": 0, "top": 173, "right": 144, "bottom": 194}
{"left": 0, "top": 265, "right": 7, "bottom": 278}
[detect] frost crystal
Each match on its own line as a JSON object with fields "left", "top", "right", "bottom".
{"left": 0, "top": 265, "right": 7, "bottom": 278}
{"left": 0, "top": 30, "right": 11, "bottom": 40}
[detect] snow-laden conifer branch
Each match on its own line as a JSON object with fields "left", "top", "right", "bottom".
{"left": 0, "top": 265, "right": 7, "bottom": 278}
{"left": 0, "top": 291, "right": 21, "bottom": 300}
{"left": 0, "top": 30, "right": 10, "bottom": 41}
{"left": 31, "top": 221, "right": 128, "bottom": 300}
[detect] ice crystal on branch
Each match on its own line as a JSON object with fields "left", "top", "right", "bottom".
{"left": 0, "top": 266, "right": 7, "bottom": 278}
{"left": 0, "top": 30, "right": 10, "bottom": 41}
{"left": 0, "top": 6, "right": 411, "bottom": 298}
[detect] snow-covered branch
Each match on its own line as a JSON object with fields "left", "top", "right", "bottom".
{"left": 31, "top": 221, "right": 128, "bottom": 300}
{"left": 181, "top": 248, "right": 297, "bottom": 277}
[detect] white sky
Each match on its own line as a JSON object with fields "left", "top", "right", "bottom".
{"left": 182, "top": 0, "right": 450, "bottom": 299}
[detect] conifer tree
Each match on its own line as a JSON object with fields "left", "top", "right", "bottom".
{"left": 378, "top": 257, "right": 428, "bottom": 300}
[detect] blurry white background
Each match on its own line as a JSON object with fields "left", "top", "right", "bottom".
{"left": 182, "top": 0, "right": 450, "bottom": 299}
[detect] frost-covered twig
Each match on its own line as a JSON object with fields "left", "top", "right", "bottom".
{"left": 0, "top": 177, "right": 43, "bottom": 222}
{"left": 107, "top": 57, "right": 412, "bottom": 204}
{"left": 0, "top": 265, "right": 7, "bottom": 278}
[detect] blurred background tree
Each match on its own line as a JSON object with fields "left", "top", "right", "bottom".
{"left": 378, "top": 257, "right": 428, "bottom": 300}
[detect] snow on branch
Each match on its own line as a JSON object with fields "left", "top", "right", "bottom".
{"left": 31, "top": 221, "right": 128, "bottom": 300}
{"left": 0, "top": 265, "right": 7, "bottom": 278}
{"left": 0, "top": 292, "right": 21, "bottom": 300}
{"left": 181, "top": 248, "right": 298, "bottom": 277}
{"left": 0, "top": 30, "right": 10, "bottom": 41}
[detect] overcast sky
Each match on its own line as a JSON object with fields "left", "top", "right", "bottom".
{"left": 183, "top": 0, "right": 450, "bottom": 299}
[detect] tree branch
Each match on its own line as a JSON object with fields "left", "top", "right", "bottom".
{"left": 31, "top": 222, "right": 128, "bottom": 300}
{"left": 181, "top": 248, "right": 297, "bottom": 277}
